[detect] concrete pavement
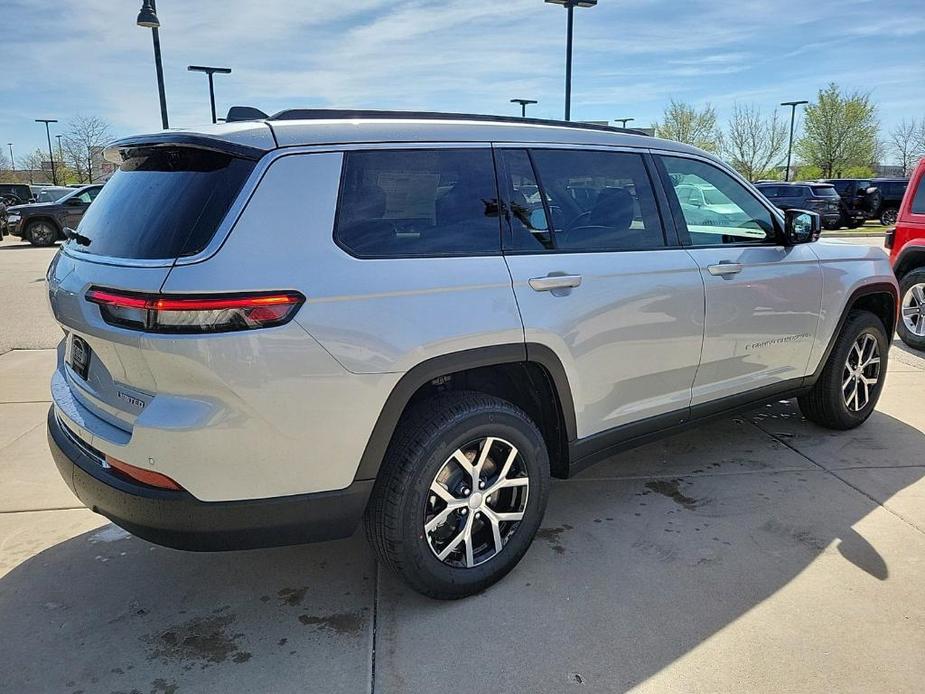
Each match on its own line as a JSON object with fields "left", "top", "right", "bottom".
{"left": 0, "top": 237, "right": 924, "bottom": 693}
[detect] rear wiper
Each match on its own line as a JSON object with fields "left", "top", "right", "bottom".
{"left": 64, "top": 227, "right": 92, "bottom": 246}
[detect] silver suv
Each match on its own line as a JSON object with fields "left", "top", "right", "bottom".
{"left": 46, "top": 111, "right": 898, "bottom": 598}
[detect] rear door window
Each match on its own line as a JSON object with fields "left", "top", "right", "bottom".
{"left": 516, "top": 148, "right": 666, "bottom": 252}
{"left": 811, "top": 186, "right": 839, "bottom": 198}
{"left": 334, "top": 149, "right": 501, "bottom": 257}
{"left": 73, "top": 147, "right": 255, "bottom": 260}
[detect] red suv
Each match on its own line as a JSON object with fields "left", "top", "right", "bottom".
{"left": 887, "top": 159, "right": 925, "bottom": 349}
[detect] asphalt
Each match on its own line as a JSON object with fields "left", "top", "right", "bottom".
{"left": 1, "top": 236, "right": 923, "bottom": 693}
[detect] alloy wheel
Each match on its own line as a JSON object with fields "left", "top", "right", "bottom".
{"left": 842, "top": 333, "right": 881, "bottom": 412}
{"left": 30, "top": 223, "right": 55, "bottom": 245}
{"left": 901, "top": 283, "right": 925, "bottom": 338}
{"left": 881, "top": 209, "right": 898, "bottom": 226}
{"left": 424, "top": 436, "right": 529, "bottom": 568}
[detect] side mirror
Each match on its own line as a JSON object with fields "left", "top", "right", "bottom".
{"left": 528, "top": 207, "right": 549, "bottom": 231}
{"left": 783, "top": 208, "right": 821, "bottom": 245}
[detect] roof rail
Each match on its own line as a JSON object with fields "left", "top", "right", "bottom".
{"left": 265, "top": 108, "right": 649, "bottom": 136}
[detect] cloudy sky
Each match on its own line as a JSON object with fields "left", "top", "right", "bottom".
{"left": 2, "top": 0, "right": 923, "bottom": 162}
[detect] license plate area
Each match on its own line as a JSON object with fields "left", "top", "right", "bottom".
{"left": 70, "top": 335, "right": 91, "bottom": 380}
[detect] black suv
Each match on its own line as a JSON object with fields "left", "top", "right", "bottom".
{"left": 5, "top": 184, "right": 103, "bottom": 246}
{"left": 870, "top": 178, "right": 909, "bottom": 226}
{"left": 823, "top": 179, "right": 882, "bottom": 228}
{"left": 755, "top": 182, "right": 842, "bottom": 229}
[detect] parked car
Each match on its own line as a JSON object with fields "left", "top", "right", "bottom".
{"left": 0, "top": 183, "right": 34, "bottom": 204}
{"left": 5, "top": 183, "right": 103, "bottom": 246}
{"left": 871, "top": 178, "right": 909, "bottom": 226}
{"left": 823, "top": 178, "right": 879, "bottom": 228}
{"left": 755, "top": 182, "right": 842, "bottom": 230}
{"left": 886, "top": 160, "right": 925, "bottom": 349}
{"left": 46, "top": 111, "right": 898, "bottom": 599}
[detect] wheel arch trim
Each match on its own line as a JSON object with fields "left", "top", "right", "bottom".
{"left": 352, "top": 343, "right": 577, "bottom": 481}
{"left": 808, "top": 281, "right": 898, "bottom": 384}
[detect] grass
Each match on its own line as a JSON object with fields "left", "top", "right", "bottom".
{"left": 824, "top": 221, "right": 890, "bottom": 235}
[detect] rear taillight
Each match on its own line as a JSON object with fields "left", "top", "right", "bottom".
{"left": 884, "top": 228, "right": 895, "bottom": 249}
{"left": 86, "top": 288, "right": 305, "bottom": 333}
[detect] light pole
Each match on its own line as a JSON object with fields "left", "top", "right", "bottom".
{"left": 35, "top": 119, "right": 58, "bottom": 185}
{"left": 614, "top": 117, "right": 634, "bottom": 128}
{"left": 137, "top": 0, "right": 169, "bottom": 129}
{"left": 781, "top": 100, "right": 808, "bottom": 182}
{"left": 7, "top": 143, "right": 13, "bottom": 171}
{"left": 510, "top": 99, "right": 538, "bottom": 118}
{"left": 188, "top": 65, "right": 232, "bottom": 123}
{"left": 545, "top": 0, "right": 597, "bottom": 121}
{"left": 55, "top": 134, "right": 65, "bottom": 183}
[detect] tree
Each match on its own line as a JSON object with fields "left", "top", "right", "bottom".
{"left": 723, "top": 103, "right": 788, "bottom": 181}
{"left": 795, "top": 83, "right": 878, "bottom": 178}
{"left": 61, "top": 115, "right": 112, "bottom": 183}
{"left": 18, "top": 149, "right": 51, "bottom": 184}
{"left": 656, "top": 99, "right": 722, "bottom": 152}
{"left": 888, "top": 119, "right": 922, "bottom": 176}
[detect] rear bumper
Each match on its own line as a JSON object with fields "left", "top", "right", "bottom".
{"left": 47, "top": 406, "right": 372, "bottom": 551}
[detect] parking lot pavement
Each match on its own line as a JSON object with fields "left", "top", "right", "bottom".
{"left": 1, "top": 238, "right": 924, "bottom": 693}
{"left": 0, "top": 237, "right": 60, "bottom": 356}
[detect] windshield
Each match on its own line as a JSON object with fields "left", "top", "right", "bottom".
{"left": 73, "top": 147, "right": 255, "bottom": 259}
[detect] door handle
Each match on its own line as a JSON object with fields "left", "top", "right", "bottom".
{"left": 707, "top": 262, "right": 743, "bottom": 277}
{"left": 528, "top": 274, "right": 583, "bottom": 292}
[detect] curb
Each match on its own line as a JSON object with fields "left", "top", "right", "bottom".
{"left": 821, "top": 232, "right": 886, "bottom": 238}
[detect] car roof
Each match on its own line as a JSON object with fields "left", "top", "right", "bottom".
{"left": 105, "top": 109, "right": 714, "bottom": 163}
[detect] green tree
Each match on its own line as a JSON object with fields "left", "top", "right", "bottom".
{"left": 656, "top": 99, "right": 722, "bottom": 152}
{"left": 723, "top": 103, "right": 788, "bottom": 181}
{"left": 795, "top": 83, "right": 878, "bottom": 178}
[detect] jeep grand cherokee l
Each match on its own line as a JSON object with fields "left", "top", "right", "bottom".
{"left": 46, "top": 111, "right": 898, "bottom": 599}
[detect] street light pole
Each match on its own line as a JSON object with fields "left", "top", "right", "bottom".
{"left": 7, "top": 143, "right": 13, "bottom": 171}
{"left": 55, "top": 135, "right": 64, "bottom": 183}
{"left": 137, "top": 0, "right": 169, "bottom": 129}
{"left": 546, "top": 0, "right": 597, "bottom": 121}
{"left": 614, "top": 118, "right": 634, "bottom": 128}
{"left": 35, "top": 119, "right": 58, "bottom": 185}
{"left": 510, "top": 99, "right": 538, "bottom": 118}
{"left": 781, "top": 100, "right": 808, "bottom": 182}
{"left": 188, "top": 65, "right": 232, "bottom": 123}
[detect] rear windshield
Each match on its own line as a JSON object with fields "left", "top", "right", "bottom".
{"left": 811, "top": 186, "right": 839, "bottom": 198}
{"left": 73, "top": 147, "right": 255, "bottom": 259}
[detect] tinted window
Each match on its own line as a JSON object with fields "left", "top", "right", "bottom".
{"left": 661, "top": 156, "right": 775, "bottom": 245}
{"left": 912, "top": 176, "right": 925, "bottom": 214}
{"left": 74, "top": 147, "right": 254, "bottom": 259}
{"left": 525, "top": 149, "right": 665, "bottom": 251}
{"left": 811, "top": 186, "right": 839, "bottom": 198}
{"left": 335, "top": 149, "right": 501, "bottom": 257}
{"left": 757, "top": 186, "right": 779, "bottom": 199}
{"left": 831, "top": 181, "right": 850, "bottom": 194}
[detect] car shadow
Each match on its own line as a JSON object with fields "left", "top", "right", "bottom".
{"left": 0, "top": 241, "right": 59, "bottom": 251}
{"left": 0, "top": 401, "right": 923, "bottom": 693}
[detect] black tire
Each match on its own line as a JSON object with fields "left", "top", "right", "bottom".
{"left": 798, "top": 310, "right": 889, "bottom": 430}
{"left": 26, "top": 220, "right": 58, "bottom": 247}
{"left": 880, "top": 208, "right": 898, "bottom": 226}
{"left": 365, "top": 391, "right": 550, "bottom": 599}
{"left": 897, "top": 268, "right": 925, "bottom": 351}
{"left": 847, "top": 219, "right": 862, "bottom": 229}
{"left": 823, "top": 220, "right": 840, "bottom": 231}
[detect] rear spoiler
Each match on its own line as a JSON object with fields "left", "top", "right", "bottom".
{"left": 103, "top": 132, "right": 270, "bottom": 165}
